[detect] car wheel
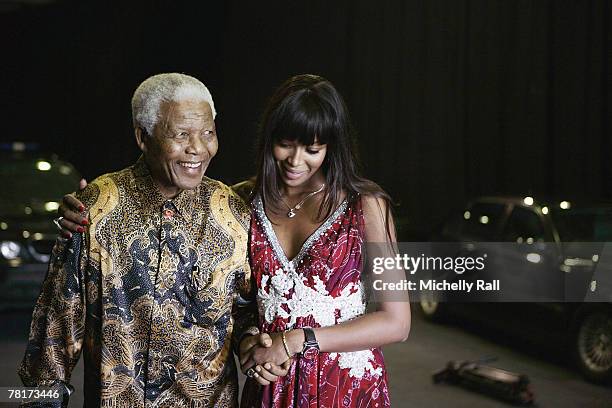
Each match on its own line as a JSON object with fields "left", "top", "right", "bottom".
{"left": 573, "top": 309, "right": 612, "bottom": 383}
{"left": 419, "top": 291, "right": 447, "bottom": 322}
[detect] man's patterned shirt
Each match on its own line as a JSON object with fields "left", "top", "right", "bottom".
{"left": 19, "top": 157, "right": 252, "bottom": 407}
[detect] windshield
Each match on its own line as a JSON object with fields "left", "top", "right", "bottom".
{"left": 551, "top": 207, "right": 612, "bottom": 242}
{"left": 0, "top": 156, "right": 81, "bottom": 215}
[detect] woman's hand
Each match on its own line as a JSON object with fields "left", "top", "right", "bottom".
{"left": 239, "top": 333, "right": 292, "bottom": 385}
{"left": 240, "top": 332, "right": 293, "bottom": 370}
{"left": 57, "top": 179, "right": 88, "bottom": 238}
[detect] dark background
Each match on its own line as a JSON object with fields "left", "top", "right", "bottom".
{"left": 1, "top": 0, "right": 610, "bottom": 238}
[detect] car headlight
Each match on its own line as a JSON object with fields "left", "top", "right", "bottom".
{"left": 0, "top": 241, "right": 22, "bottom": 259}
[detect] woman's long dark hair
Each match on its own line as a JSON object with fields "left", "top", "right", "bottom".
{"left": 253, "top": 74, "right": 395, "bottom": 239}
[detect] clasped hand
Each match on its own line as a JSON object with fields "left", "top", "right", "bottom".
{"left": 239, "top": 333, "right": 292, "bottom": 385}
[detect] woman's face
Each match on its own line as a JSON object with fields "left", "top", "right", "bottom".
{"left": 273, "top": 139, "right": 327, "bottom": 189}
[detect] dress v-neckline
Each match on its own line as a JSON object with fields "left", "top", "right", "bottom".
{"left": 254, "top": 196, "right": 348, "bottom": 271}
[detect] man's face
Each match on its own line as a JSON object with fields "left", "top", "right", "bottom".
{"left": 137, "top": 99, "right": 217, "bottom": 198}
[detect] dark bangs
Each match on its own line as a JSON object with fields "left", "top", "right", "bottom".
{"left": 269, "top": 89, "right": 337, "bottom": 146}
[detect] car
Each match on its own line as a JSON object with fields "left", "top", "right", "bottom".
{"left": 0, "top": 142, "right": 82, "bottom": 310}
{"left": 420, "top": 196, "right": 612, "bottom": 384}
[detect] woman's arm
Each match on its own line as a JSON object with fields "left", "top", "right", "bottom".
{"left": 244, "top": 195, "right": 411, "bottom": 367}
{"left": 291, "top": 195, "right": 410, "bottom": 352}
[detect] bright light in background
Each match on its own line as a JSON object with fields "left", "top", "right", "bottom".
{"left": 479, "top": 215, "right": 489, "bottom": 224}
{"left": 463, "top": 211, "right": 471, "bottom": 220}
{"left": 526, "top": 253, "right": 541, "bottom": 263}
{"left": 0, "top": 241, "right": 21, "bottom": 259}
{"left": 36, "top": 160, "right": 52, "bottom": 171}
{"left": 44, "top": 201, "right": 60, "bottom": 212}
{"left": 541, "top": 206, "right": 549, "bottom": 215}
{"left": 33, "top": 233, "right": 43, "bottom": 240}
{"left": 523, "top": 196, "right": 534, "bottom": 206}
{"left": 560, "top": 201, "right": 571, "bottom": 210}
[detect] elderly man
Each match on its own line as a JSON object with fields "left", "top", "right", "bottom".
{"left": 19, "top": 73, "right": 271, "bottom": 407}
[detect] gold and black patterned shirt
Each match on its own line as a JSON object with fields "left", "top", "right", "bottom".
{"left": 19, "top": 157, "right": 253, "bottom": 407}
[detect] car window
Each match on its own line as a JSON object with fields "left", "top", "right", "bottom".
{"left": 552, "top": 208, "right": 612, "bottom": 242}
{"left": 460, "top": 202, "right": 506, "bottom": 240}
{"left": 0, "top": 155, "right": 81, "bottom": 216}
{"left": 503, "top": 206, "right": 547, "bottom": 242}
{"left": 440, "top": 211, "right": 465, "bottom": 238}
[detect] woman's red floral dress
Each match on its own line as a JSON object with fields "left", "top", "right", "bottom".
{"left": 241, "top": 195, "right": 391, "bottom": 408}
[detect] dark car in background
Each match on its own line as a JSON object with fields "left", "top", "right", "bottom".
{"left": 420, "top": 196, "right": 612, "bottom": 384}
{"left": 0, "top": 143, "right": 81, "bottom": 309}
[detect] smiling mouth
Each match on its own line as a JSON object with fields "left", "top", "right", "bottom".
{"left": 282, "top": 167, "right": 306, "bottom": 180}
{"left": 179, "top": 161, "right": 202, "bottom": 169}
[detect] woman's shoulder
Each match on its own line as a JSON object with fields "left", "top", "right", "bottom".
{"left": 356, "top": 189, "right": 395, "bottom": 241}
{"left": 230, "top": 178, "right": 256, "bottom": 203}
{"left": 358, "top": 192, "right": 390, "bottom": 213}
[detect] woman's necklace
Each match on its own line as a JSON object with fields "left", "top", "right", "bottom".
{"left": 281, "top": 183, "right": 326, "bottom": 218}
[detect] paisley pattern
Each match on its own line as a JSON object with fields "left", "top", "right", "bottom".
{"left": 242, "top": 195, "right": 391, "bottom": 408}
{"left": 19, "top": 157, "right": 252, "bottom": 407}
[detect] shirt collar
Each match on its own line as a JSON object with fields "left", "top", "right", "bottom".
{"left": 132, "top": 155, "right": 200, "bottom": 222}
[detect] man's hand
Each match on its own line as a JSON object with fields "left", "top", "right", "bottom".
{"left": 239, "top": 333, "right": 291, "bottom": 385}
{"left": 57, "top": 179, "right": 88, "bottom": 239}
{"left": 240, "top": 332, "right": 292, "bottom": 373}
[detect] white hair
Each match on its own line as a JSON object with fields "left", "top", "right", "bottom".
{"left": 131, "top": 73, "right": 217, "bottom": 135}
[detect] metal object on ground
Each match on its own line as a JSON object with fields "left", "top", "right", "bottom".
{"left": 433, "top": 358, "right": 535, "bottom": 405}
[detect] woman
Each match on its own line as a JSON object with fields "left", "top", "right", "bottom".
{"left": 58, "top": 74, "right": 410, "bottom": 407}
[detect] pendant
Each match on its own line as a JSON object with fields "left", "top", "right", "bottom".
{"left": 287, "top": 209, "right": 296, "bottom": 218}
